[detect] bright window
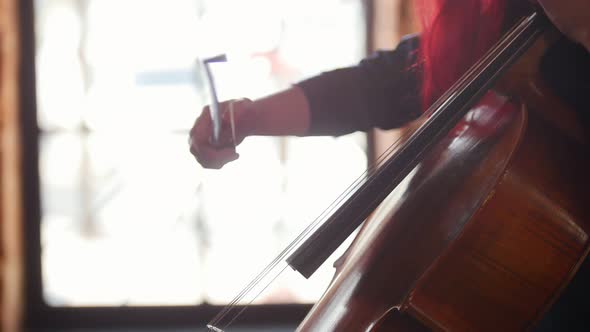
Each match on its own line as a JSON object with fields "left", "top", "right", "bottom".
{"left": 36, "top": 0, "right": 367, "bottom": 307}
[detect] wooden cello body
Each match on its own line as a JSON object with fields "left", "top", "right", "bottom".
{"left": 296, "top": 25, "right": 590, "bottom": 332}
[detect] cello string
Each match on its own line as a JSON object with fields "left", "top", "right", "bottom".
{"left": 208, "top": 128, "right": 413, "bottom": 327}
{"left": 219, "top": 265, "right": 289, "bottom": 331}
{"left": 210, "top": 13, "right": 536, "bottom": 330}
{"left": 208, "top": 13, "right": 538, "bottom": 329}
{"left": 209, "top": 38, "right": 507, "bottom": 330}
{"left": 208, "top": 113, "right": 423, "bottom": 327}
{"left": 208, "top": 65, "right": 468, "bottom": 324}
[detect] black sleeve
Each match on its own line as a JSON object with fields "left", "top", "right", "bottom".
{"left": 295, "top": 34, "right": 422, "bottom": 136}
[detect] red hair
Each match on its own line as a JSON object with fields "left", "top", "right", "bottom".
{"left": 417, "top": 0, "right": 508, "bottom": 111}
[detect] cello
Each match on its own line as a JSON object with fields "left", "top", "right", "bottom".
{"left": 207, "top": 8, "right": 590, "bottom": 332}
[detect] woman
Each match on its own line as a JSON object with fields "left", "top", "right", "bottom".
{"left": 190, "top": 0, "right": 590, "bottom": 330}
{"left": 189, "top": 1, "right": 589, "bottom": 169}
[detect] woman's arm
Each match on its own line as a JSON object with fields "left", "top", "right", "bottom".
{"left": 188, "top": 86, "right": 310, "bottom": 169}
{"left": 248, "top": 86, "right": 311, "bottom": 137}
{"left": 189, "top": 35, "right": 422, "bottom": 169}
{"left": 298, "top": 34, "right": 421, "bottom": 136}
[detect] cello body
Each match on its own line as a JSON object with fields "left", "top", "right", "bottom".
{"left": 297, "top": 30, "right": 590, "bottom": 331}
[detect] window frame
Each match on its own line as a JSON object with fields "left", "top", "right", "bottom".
{"left": 20, "top": 0, "right": 375, "bottom": 329}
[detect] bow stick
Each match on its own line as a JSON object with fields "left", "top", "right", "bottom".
{"left": 201, "top": 54, "right": 236, "bottom": 147}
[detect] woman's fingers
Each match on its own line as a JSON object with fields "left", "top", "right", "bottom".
{"left": 189, "top": 100, "right": 255, "bottom": 169}
{"left": 191, "top": 143, "right": 239, "bottom": 169}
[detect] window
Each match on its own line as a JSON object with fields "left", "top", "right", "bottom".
{"left": 25, "top": 0, "right": 368, "bottom": 328}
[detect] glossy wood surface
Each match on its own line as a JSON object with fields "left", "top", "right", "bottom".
{"left": 297, "top": 32, "right": 589, "bottom": 332}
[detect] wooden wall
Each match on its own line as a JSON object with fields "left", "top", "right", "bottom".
{"left": 370, "top": 0, "right": 419, "bottom": 159}
{"left": 371, "top": 0, "right": 417, "bottom": 50}
{"left": 0, "top": 0, "right": 23, "bottom": 330}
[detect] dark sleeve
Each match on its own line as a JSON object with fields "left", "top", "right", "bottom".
{"left": 295, "top": 34, "right": 422, "bottom": 136}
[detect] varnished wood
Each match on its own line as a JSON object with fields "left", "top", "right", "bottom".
{"left": 297, "top": 30, "right": 589, "bottom": 332}
{"left": 0, "top": 0, "right": 24, "bottom": 330}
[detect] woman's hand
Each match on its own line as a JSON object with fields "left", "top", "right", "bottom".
{"left": 189, "top": 98, "right": 257, "bottom": 169}
{"left": 538, "top": 0, "right": 590, "bottom": 52}
{"left": 189, "top": 86, "right": 311, "bottom": 169}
